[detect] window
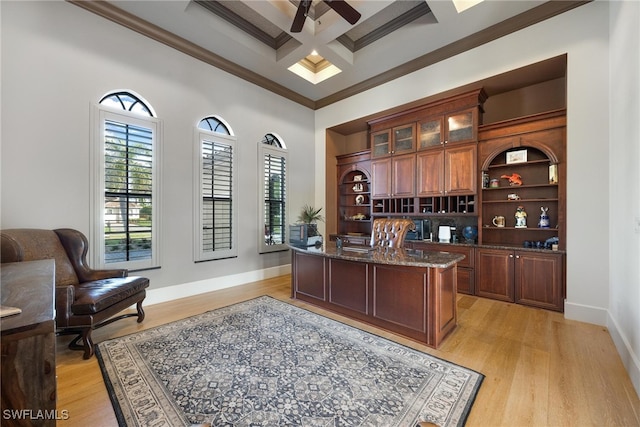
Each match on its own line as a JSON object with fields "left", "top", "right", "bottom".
{"left": 194, "top": 116, "right": 237, "bottom": 261}
{"left": 258, "top": 133, "right": 287, "bottom": 253}
{"left": 91, "top": 91, "right": 161, "bottom": 270}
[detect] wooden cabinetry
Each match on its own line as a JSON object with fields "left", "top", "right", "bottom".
{"left": 290, "top": 248, "right": 458, "bottom": 348}
{"left": 417, "top": 143, "right": 477, "bottom": 196}
{"left": 475, "top": 248, "right": 564, "bottom": 311}
{"left": 367, "top": 89, "right": 486, "bottom": 217}
{"left": 477, "top": 110, "right": 566, "bottom": 311}
{"left": 417, "top": 107, "right": 479, "bottom": 149}
{"left": 371, "top": 123, "right": 416, "bottom": 158}
{"left": 337, "top": 151, "right": 371, "bottom": 238}
{"left": 1, "top": 260, "right": 57, "bottom": 426}
{"left": 371, "top": 153, "right": 416, "bottom": 198}
{"left": 478, "top": 110, "right": 566, "bottom": 249}
{"left": 407, "top": 242, "right": 475, "bottom": 295}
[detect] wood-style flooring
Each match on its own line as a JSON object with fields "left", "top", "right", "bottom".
{"left": 55, "top": 275, "right": 640, "bottom": 426}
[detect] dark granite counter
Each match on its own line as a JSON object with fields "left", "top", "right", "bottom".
{"left": 288, "top": 243, "right": 465, "bottom": 269}
{"left": 404, "top": 239, "right": 567, "bottom": 254}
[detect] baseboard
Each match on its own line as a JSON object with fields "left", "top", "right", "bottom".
{"left": 563, "top": 300, "right": 608, "bottom": 326}
{"left": 143, "top": 264, "right": 291, "bottom": 307}
{"left": 607, "top": 312, "right": 640, "bottom": 398}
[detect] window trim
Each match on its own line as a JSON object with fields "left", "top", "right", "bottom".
{"left": 91, "top": 104, "right": 162, "bottom": 271}
{"left": 258, "top": 138, "right": 288, "bottom": 254}
{"left": 193, "top": 127, "right": 238, "bottom": 262}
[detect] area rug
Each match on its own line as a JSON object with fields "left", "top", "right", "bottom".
{"left": 96, "top": 296, "right": 483, "bottom": 427}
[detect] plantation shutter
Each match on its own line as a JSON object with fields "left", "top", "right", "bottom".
{"left": 202, "top": 139, "right": 233, "bottom": 253}
{"left": 104, "top": 119, "right": 153, "bottom": 263}
{"left": 263, "top": 152, "right": 286, "bottom": 246}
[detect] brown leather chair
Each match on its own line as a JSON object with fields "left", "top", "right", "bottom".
{"left": 0, "top": 228, "right": 149, "bottom": 359}
{"left": 370, "top": 218, "right": 415, "bottom": 248}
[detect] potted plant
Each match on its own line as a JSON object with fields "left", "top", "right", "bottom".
{"left": 290, "top": 205, "right": 324, "bottom": 246}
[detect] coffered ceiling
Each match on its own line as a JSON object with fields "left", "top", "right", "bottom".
{"left": 70, "top": 0, "right": 588, "bottom": 109}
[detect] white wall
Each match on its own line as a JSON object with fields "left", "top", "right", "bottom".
{"left": 316, "top": 0, "right": 638, "bottom": 394}
{"left": 608, "top": 0, "right": 640, "bottom": 394}
{"left": 0, "top": 1, "right": 315, "bottom": 297}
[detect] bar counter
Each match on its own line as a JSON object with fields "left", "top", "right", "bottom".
{"left": 289, "top": 243, "right": 465, "bottom": 348}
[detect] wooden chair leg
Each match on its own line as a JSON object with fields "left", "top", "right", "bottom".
{"left": 136, "top": 301, "right": 145, "bottom": 323}
{"left": 81, "top": 328, "right": 94, "bottom": 359}
{"left": 66, "top": 328, "right": 95, "bottom": 359}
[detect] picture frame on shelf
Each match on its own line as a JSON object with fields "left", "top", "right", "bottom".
{"left": 506, "top": 149, "right": 527, "bottom": 164}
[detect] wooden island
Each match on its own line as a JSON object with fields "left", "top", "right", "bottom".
{"left": 289, "top": 243, "right": 464, "bottom": 348}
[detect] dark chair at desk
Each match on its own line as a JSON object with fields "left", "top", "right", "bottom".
{"left": 0, "top": 228, "right": 149, "bottom": 359}
{"left": 370, "top": 218, "right": 416, "bottom": 248}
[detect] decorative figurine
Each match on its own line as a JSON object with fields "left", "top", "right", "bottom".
{"left": 501, "top": 173, "right": 523, "bottom": 186}
{"left": 538, "top": 206, "right": 550, "bottom": 228}
{"left": 515, "top": 205, "right": 527, "bottom": 228}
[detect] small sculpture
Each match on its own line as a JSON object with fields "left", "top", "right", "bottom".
{"left": 515, "top": 205, "right": 527, "bottom": 228}
{"left": 538, "top": 207, "right": 550, "bottom": 228}
{"left": 501, "top": 173, "right": 522, "bottom": 186}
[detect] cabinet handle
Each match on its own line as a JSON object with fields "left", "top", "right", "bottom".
{"left": 509, "top": 254, "right": 514, "bottom": 258}
{"left": 515, "top": 255, "right": 520, "bottom": 259}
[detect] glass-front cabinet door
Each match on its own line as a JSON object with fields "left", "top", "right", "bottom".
{"left": 392, "top": 124, "right": 416, "bottom": 154}
{"left": 371, "top": 129, "right": 391, "bottom": 158}
{"left": 445, "top": 108, "right": 476, "bottom": 145}
{"left": 418, "top": 116, "right": 443, "bottom": 150}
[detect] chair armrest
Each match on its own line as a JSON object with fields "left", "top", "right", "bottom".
{"left": 55, "top": 285, "right": 75, "bottom": 328}
{"left": 82, "top": 268, "right": 128, "bottom": 281}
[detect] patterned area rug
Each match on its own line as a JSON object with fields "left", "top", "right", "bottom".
{"left": 96, "top": 296, "right": 483, "bottom": 426}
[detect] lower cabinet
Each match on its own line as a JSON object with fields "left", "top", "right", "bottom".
{"left": 406, "top": 242, "right": 474, "bottom": 295}
{"left": 475, "top": 248, "right": 564, "bottom": 311}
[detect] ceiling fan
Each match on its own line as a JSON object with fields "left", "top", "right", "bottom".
{"left": 291, "top": 0, "right": 362, "bottom": 33}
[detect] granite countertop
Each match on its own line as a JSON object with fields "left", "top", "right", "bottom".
{"left": 288, "top": 243, "right": 465, "bottom": 269}
{"left": 406, "top": 239, "right": 567, "bottom": 254}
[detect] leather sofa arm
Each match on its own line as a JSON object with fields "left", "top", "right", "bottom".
{"left": 55, "top": 285, "right": 75, "bottom": 328}
{"left": 54, "top": 228, "right": 128, "bottom": 282}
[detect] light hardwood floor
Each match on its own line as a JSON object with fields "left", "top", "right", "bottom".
{"left": 56, "top": 275, "right": 640, "bottom": 426}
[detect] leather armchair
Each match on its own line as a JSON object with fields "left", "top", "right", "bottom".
{"left": 370, "top": 218, "right": 415, "bottom": 248}
{"left": 0, "top": 228, "right": 149, "bottom": 359}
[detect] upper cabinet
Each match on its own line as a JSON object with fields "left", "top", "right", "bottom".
{"left": 371, "top": 123, "right": 416, "bottom": 158}
{"left": 418, "top": 107, "right": 478, "bottom": 150}
{"left": 366, "top": 89, "right": 486, "bottom": 216}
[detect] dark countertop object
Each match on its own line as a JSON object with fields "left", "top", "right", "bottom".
{"left": 406, "top": 239, "right": 566, "bottom": 254}
{"left": 288, "top": 243, "right": 465, "bottom": 268}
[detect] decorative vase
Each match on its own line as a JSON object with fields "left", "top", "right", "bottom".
{"left": 538, "top": 207, "right": 550, "bottom": 228}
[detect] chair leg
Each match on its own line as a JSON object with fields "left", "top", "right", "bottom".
{"left": 136, "top": 301, "right": 146, "bottom": 323}
{"left": 81, "top": 328, "right": 95, "bottom": 359}
{"left": 66, "top": 328, "right": 95, "bottom": 359}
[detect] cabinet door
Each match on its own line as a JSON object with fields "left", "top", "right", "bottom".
{"left": 444, "top": 144, "right": 477, "bottom": 195}
{"left": 418, "top": 116, "right": 444, "bottom": 150}
{"left": 392, "top": 123, "right": 416, "bottom": 154}
{"left": 392, "top": 153, "right": 416, "bottom": 197}
{"left": 445, "top": 108, "right": 476, "bottom": 145}
{"left": 475, "top": 248, "right": 514, "bottom": 302}
{"left": 371, "top": 158, "right": 392, "bottom": 198}
{"left": 514, "top": 251, "right": 564, "bottom": 311}
{"left": 371, "top": 130, "right": 391, "bottom": 158}
{"left": 416, "top": 150, "right": 444, "bottom": 196}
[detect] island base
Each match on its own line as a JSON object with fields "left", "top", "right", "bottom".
{"left": 290, "top": 251, "right": 457, "bottom": 348}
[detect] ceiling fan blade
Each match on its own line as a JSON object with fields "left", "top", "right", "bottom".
{"left": 324, "top": 0, "right": 361, "bottom": 25}
{"left": 291, "top": 0, "right": 309, "bottom": 33}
